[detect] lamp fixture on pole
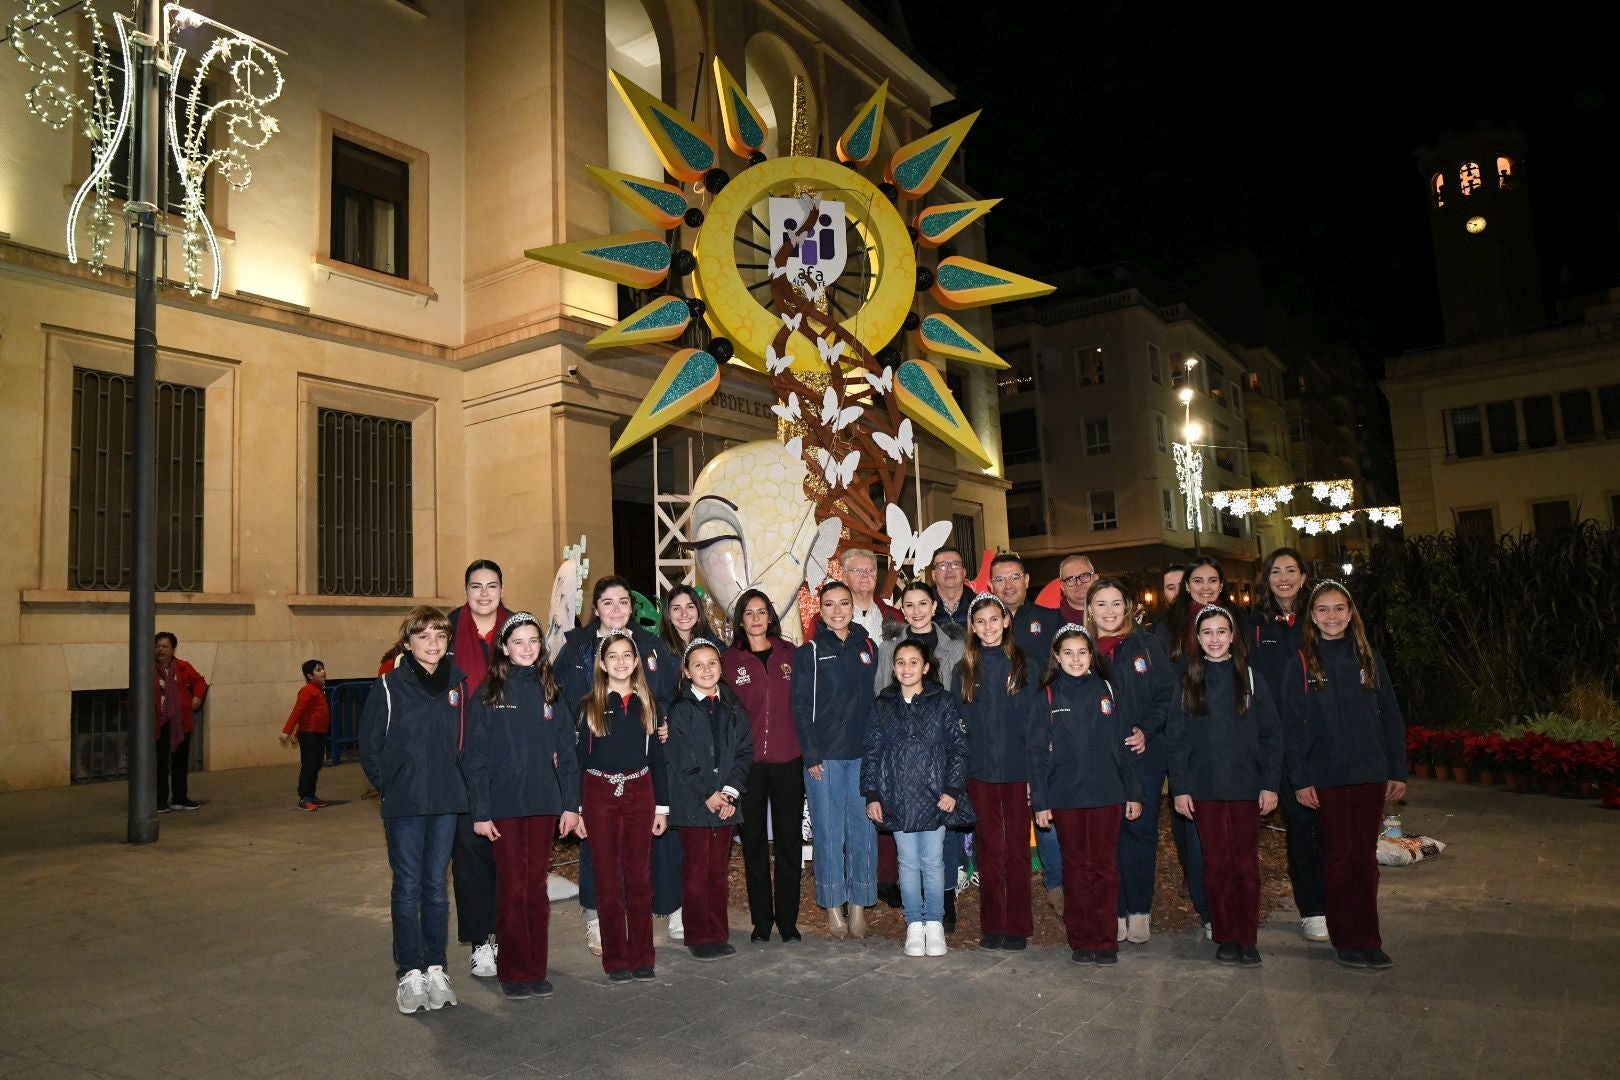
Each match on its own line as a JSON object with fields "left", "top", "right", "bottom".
{"left": 1172, "top": 359, "right": 1204, "bottom": 554}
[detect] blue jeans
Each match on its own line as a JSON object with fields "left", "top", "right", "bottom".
{"left": 804, "top": 759, "right": 877, "bottom": 908}
{"left": 895, "top": 827, "right": 946, "bottom": 924}
{"left": 1034, "top": 822, "right": 1063, "bottom": 889}
{"left": 1119, "top": 766, "right": 1166, "bottom": 917}
{"left": 944, "top": 828, "right": 966, "bottom": 891}
{"left": 383, "top": 813, "right": 458, "bottom": 978}
{"left": 1171, "top": 805, "right": 1209, "bottom": 920}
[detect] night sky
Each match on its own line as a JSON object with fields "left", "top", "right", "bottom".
{"left": 903, "top": 4, "right": 1620, "bottom": 365}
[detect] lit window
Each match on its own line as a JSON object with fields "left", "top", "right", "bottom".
{"left": 1459, "top": 161, "right": 1482, "bottom": 197}
{"left": 1431, "top": 172, "right": 1445, "bottom": 208}
{"left": 1497, "top": 156, "right": 1515, "bottom": 191}
{"left": 1160, "top": 488, "right": 1176, "bottom": 530}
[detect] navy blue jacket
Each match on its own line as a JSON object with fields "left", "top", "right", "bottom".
{"left": 791, "top": 622, "right": 879, "bottom": 767}
{"left": 1028, "top": 671, "right": 1143, "bottom": 812}
{"left": 860, "top": 682, "right": 974, "bottom": 833}
{"left": 359, "top": 661, "right": 472, "bottom": 820}
{"left": 665, "top": 685, "right": 755, "bottom": 827}
{"left": 463, "top": 666, "right": 581, "bottom": 822}
{"left": 952, "top": 645, "right": 1038, "bottom": 784}
{"left": 1010, "top": 602, "right": 1061, "bottom": 667}
{"left": 1166, "top": 660, "right": 1283, "bottom": 801}
{"left": 1245, "top": 609, "right": 1306, "bottom": 705}
{"left": 936, "top": 591, "right": 972, "bottom": 627}
{"left": 1281, "top": 638, "right": 1407, "bottom": 789}
{"left": 555, "top": 621, "right": 679, "bottom": 715}
{"left": 1102, "top": 631, "right": 1175, "bottom": 776}
{"left": 576, "top": 691, "right": 671, "bottom": 810}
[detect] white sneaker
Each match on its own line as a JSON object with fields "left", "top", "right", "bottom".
{"left": 470, "top": 940, "right": 497, "bottom": 978}
{"left": 1126, "top": 914, "right": 1151, "bottom": 944}
{"left": 585, "top": 918, "right": 602, "bottom": 956}
{"left": 396, "top": 969, "right": 429, "bottom": 1014}
{"left": 667, "top": 907, "right": 685, "bottom": 942}
{"left": 424, "top": 965, "right": 457, "bottom": 1009}
{"left": 1302, "top": 915, "right": 1330, "bottom": 942}
{"left": 903, "top": 922, "right": 926, "bottom": 957}
{"left": 1117, "top": 917, "right": 1128, "bottom": 942}
{"left": 1203, "top": 921, "right": 1214, "bottom": 941}
{"left": 923, "top": 921, "right": 947, "bottom": 957}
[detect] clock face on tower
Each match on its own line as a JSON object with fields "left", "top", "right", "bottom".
{"left": 1466, "top": 215, "right": 1488, "bottom": 234}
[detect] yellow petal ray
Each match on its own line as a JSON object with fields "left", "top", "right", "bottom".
{"left": 608, "top": 69, "right": 718, "bottom": 183}
{"left": 930, "top": 256, "right": 1055, "bottom": 309}
{"left": 712, "top": 57, "right": 770, "bottom": 158}
{"left": 612, "top": 348, "right": 722, "bottom": 456}
{"left": 524, "top": 230, "right": 672, "bottom": 290}
{"left": 914, "top": 198, "right": 1001, "bottom": 249}
{"left": 885, "top": 111, "right": 979, "bottom": 198}
{"left": 585, "top": 165, "right": 689, "bottom": 230}
{"left": 894, "top": 358, "right": 992, "bottom": 468}
{"left": 912, "top": 313, "right": 1008, "bottom": 368}
{"left": 837, "top": 81, "right": 889, "bottom": 167}
{"left": 587, "top": 294, "right": 693, "bottom": 350}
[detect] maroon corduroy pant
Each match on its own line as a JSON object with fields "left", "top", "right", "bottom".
{"left": 878, "top": 830, "right": 898, "bottom": 884}
{"left": 490, "top": 814, "right": 557, "bottom": 985}
{"left": 1318, "top": 782, "right": 1387, "bottom": 950}
{"left": 583, "top": 772, "right": 656, "bottom": 973}
{"left": 1053, "top": 805, "right": 1120, "bottom": 953}
{"left": 971, "top": 779, "right": 1034, "bottom": 938}
{"left": 680, "top": 825, "right": 735, "bottom": 947}
{"left": 1197, "top": 798, "right": 1260, "bottom": 947}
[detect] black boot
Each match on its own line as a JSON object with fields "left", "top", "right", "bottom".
{"left": 942, "top": 888, "right": 957, "bottom": 933}
{"left": 877, "top": 881, "right": 903, "bottom": 909}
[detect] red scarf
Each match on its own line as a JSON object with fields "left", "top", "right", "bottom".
{"left": 454, "top": 604, "right": 510, "bottom": 692}
{"left": 1097, "top": 634, "right": 1126, "bottom": 661}
{"left": 1184, "top": 601, "right": 1208, "bottom": 656}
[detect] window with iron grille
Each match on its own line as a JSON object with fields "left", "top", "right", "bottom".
{"left": 71, "top": 687, "right": 204, "bottom": 782}
{"left": 69, "top": 368, "right": 205, "bottom": 591}
{"left": 950, "top": 513, "right": 978, "bottom": 565}
{"left": 317, "top": 408, "right": 413, "bottom": 596}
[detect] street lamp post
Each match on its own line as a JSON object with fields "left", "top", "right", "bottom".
{"left": 1173, "top": 358, "right": 1204, "bottom": 555}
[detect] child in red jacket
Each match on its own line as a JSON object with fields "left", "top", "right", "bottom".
{"left": 280, "top": 659, "right": 331, "bottom": 811}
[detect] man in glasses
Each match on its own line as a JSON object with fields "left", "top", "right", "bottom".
{"left": 988, "top": 552, "right": 1059, "bottom": 663}
{"left": 1056, "top": 554, "right": 1096, "bottom": 626}
{"left": 839, "top": 548, "right": 898, "bottom": 640}
{"left": 928, "top": 547, "right": 971, "bottom": 626}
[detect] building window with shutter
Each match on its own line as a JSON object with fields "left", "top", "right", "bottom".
{"left": 1449, "top": 406, "right": 1484, "bottom": 458}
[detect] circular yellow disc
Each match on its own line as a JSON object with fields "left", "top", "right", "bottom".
{"left": 694, "top": 156, "right": 914, "bottom": 372}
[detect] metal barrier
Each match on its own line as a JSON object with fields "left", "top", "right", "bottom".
{"left": 324, "top": 679, "right": 373, "bottom": 765}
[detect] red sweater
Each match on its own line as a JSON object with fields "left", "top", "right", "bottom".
{"left": 153, "top": 659, "right": 208, "bottom": 736}
{"left": 282, "top": 682, "right": 331, "bottom": 735}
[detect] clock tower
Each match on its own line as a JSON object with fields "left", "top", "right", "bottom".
{"left": 1417, "top": 128, "right": 1543, "bottom": 343}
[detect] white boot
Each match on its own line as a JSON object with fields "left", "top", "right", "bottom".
{"left": 903, "top": 922, "right": 926, "bottom": 957}
{"left": 585, "top": 915, "right": 602, "bottom": 956}
{"left": 1126, "top": 914, "right": 1151, "bottom": 943}
{"left": 1118, "top": 917, "right": 1128, "bottom": 942}
{"left": 923, "top": 921, "right": 947, "bottom": 957}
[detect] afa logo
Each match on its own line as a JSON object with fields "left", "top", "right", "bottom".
{"left": 734, "top": 667, "right": 752, "bottom": 686}
{"left": 1134, "top": 656, "right": 1148, "bottom": 675}
{"left": 767, "top": 196, "right": 848, "bottom": 298}
{"left": 1100, "top": 697, "right": 1113, "bottom": 715}
{"left": 448, "top": 689, "right": 460, "bottom": 708}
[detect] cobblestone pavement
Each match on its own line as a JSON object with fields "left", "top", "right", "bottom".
{"left": 1, "top": 767, "right": 1616, "bottom": 1079}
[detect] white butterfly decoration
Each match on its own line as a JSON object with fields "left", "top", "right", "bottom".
{"left": 764, "top": 343, "right": 793, "bottom": 376}
{"left": 769, "top": 263, "right": 790, "bottom": 280}
{"left": 815, "top": 336, "right": 846, "bottom": 367}
{"left": 872, "top": 418, "right": 915, "bottom": 463}
{"left": 780, "top": 312, "right": 804, "bottom": 333}
{"left": 771, "top": 392, "right": 801, "bottom": 424}
{"left": 820, "top": 387, "right": 862, "bottom": 431}
{"left": 864, "top": 366, "right": 894, "bottom": 394}
{"left": 817, "top": 447, "right": 861, "bottom": 489}
{"left": 804, "top": 517, "right": 843, "bottom": 590}
{"left": 784, "top": 435, "right": 803, "bottom": 461}
{"left": 798, "top": 279, "right": 827, "bottom": 305}
{"left": 886, "top": 504, "right": 953, "bottom": 575}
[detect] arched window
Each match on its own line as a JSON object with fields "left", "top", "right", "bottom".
{"left": 605, "top": 0, "right": 663, "bottom": 234}
{"left": 745, "top": 33, "right": 815, "bottom": 159}
{"left": 1431, "top": 172, "right": 1445, "bottom": 209}
{"left": 1497, "top": 155, "right": 1516, "bottom": 191}
{"left": 1458, "top": 161, "right": 1482, "bottom": 197}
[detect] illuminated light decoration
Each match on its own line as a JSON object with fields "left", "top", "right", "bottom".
{"left": 885, "top": 111, "right": 980, "bottom": 197}
{"left": 711, "top": 57, "right": 769, "bottom": 158}
{"left": 612, "top": 349, "right": 722, "bottom": 455}
{"left": 525, "top": 230, "right": 673, "bottom": 290}
{"left": 585, "top": 165, "right": 688, "bottom": 230}
{"left": 1309, "top": 478, "right": 1356, "bottom": 509}
{"left": 894, "top": 359, "right": 992, "bottom": 468}
{"left": 586, "top": 294, "right": 693, "bottom": 350}
{"left": 1288, "top": 511, "right": 1357, "bottom": 536}
{"left": 607, "top": 69, "right": 717, "bottom": 182}
{"left": 912, "top": 313, "right": 1007, "bottom": 368}
{"left": 836, "top": 80, "right": 888, "bottom": 167}
{"left": 1173, "top": 442, "right": 1205, "bottom": 533}
{"left": 1364, "top": 506, "right": 1403, "bottom": 528}
{"left": 914, "top": 199, "right": 1001, "bottom": 249}
{"left": 6, "top": 2, "right": 284, "bottom": 297}
{"left": 1209, "top": 484, "right": 1295, "bottom": 517}
{"left": 931, "top": 255, "right": 1057, "bottom": 309}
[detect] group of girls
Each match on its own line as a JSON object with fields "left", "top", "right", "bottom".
{"left": 408, "top": 544, "right": 1405, "bottom": 1011}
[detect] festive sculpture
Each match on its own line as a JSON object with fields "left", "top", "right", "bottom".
{"left": 526, "top": 59, "right": 1053, "bottom": 607}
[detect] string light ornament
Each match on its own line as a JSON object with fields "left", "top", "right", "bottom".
{"left": 6, "top": 2, "right": 284, "bottom": 298}
{"left": 1172, "top": 440, "right": 1205, "bottom": 532}
{"left": 1210, "top": 484, "right": 1295, "bottom": 517}
{"left": 1288, "top": 511, "right": 1357, "bottom": 536}
{"left": 1365, "top": 506, "right": 1403, "bottom": 528}
{"left": 1309, "top": 478, "right": 1356, "bottom": 509}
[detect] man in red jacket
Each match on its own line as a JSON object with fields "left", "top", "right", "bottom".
{"left": 154, "top": 632, "right": 208, "bottom": 812}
